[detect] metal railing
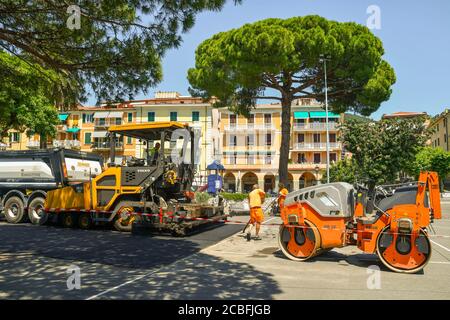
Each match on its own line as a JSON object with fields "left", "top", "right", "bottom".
{"left": 224, "top": 124, "right": 276, "bottom": 131}
{"left": 53, "top": 140, "right": 81, "bottom": 149}
{"left": 92, "top": 141, "right": 124, "bottom": 149}
{"left": 293, "top": 142, "right": 341, "bottom": 150}
{"left": 293, "top": 122, "right": 338, "bottom": 131}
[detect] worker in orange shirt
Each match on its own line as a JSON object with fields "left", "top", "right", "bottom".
{"left": 246, "top": 184, "right": 266, "bottom": 241}
{"left": 277, "top": 182, "right": 289, "bottom": 212}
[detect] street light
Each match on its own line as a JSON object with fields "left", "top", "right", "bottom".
{"left": 319, "top": 54, "right": 331, "bottom": 184}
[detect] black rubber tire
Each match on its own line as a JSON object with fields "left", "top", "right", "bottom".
{"left": 27, "top": 197, "right": 48, "bottom": 225}
{"left": 4, "top": 196, "right": 26, "bottom": 224}
{"left": 78, "top": 213, "right": 92, "bottom": 230}
{"left": 61, "top": 212, "right": 77, "bottom": 228}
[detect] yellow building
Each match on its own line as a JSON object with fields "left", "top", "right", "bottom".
{"left": 429, "top": 108, "right": 449, "bottom": 152}
{"left": 219, "top": 99, "right": 344, "bottom": 193}
{"left": 2, "top": 92, "right": 219, "bottom": 176}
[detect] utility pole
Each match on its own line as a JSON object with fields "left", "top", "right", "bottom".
{"left": 320, "top": 55, "right": 331, "bottom": 184}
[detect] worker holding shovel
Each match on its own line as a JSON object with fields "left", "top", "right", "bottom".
{"left": 245, "top": 184, "right": 266, "bottom": 241}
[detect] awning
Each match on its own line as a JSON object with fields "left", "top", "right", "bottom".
{"left": 93, "top": 112, "right": 109, "bottom": 119}
{"left": 58, "top": 113, "right": 69, "bottom": 121}
{"left": 107, "top": 111, "right": 123, "bottom": 118}
{"left": 92, "top": 131, "right": 107, "bottom": 138}
{"left": 309, "top": 111, "right": 340, "bottom": 118}
{"left": 66, "top": 127, "right": 80, "bottom": 133}
{"left": 294, "top": 111, "right": 309, "bottom": 119}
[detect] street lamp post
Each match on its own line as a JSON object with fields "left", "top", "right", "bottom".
{"left": 320, "top": 55, "right": 331, "bottom": 184}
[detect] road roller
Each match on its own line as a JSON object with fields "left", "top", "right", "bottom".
{"left": 278, "top": 171, "right": 442, "bottom": 273}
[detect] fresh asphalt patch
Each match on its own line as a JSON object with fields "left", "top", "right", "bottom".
{"left": 0, "top": 221, "right": 242, "bottom": 299}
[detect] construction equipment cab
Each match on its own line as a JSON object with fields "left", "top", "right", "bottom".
{"left": 45, "top": 122, "right": 198, "bottom": 231}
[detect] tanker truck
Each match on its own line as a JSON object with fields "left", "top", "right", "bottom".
{"left": 0, "top": 148, "right": 103, "bottom": 225}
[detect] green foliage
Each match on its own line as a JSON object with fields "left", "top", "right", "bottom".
{"left": 340, "top": 117, "right": 429, "bottom": 185}
{"left": 189, "top": 15, "right": 395, "bottom": 116}
{"left": 0, "top": 0, "right": 241, "bottom": 105}
{"left": 194, "top": 192, "right": 212, "bottom": 204}
{"left": 410, "top": 147, "right": 450, "bottom": 189}
{"left": 220, "top": 192, "right": 248, "bottom": 201}
{"left": 0, "top": 51, "right": 59, "bottom": 140}
{"left": 188, "top": 15, "right": 396, "bottom": 184}
{"left": 322, "top": 158, "right": 358, "bottom": 184}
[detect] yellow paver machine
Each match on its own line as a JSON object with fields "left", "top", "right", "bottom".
{"left": 45, "top": 122, "right": 227, "bottom": 235}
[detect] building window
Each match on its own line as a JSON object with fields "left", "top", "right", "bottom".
{"left": 98, "top": 118, "right": 106, "bottom": 126}
{"left": 229, "top": 114, "right": 237, "bottom": 127}
{"left": 265, "top": 133, "right": 272, "bottom": 146}
{"left": 127, "top": 136, "right": 132, "bottom": 144}
{"left": 85, "top": 132, "right": 92, "bottom": 144}
{"left": 330, "top": 153, "right": 337, "bottom": 162}
{"left": 264, "top": 114, "right": 272, "bottom": 127}
{"left": 265, "top": 153, "right": 272, "bottom": 164}
{"left": 128, "top": 113, "right": 133, "bottom": 122}
{"left": 115, "top": 118, "right": 122, "bottom": 125}
{"left": 170, "top": 112, "right": 177, "bottom": 121}
{"left": 247, "top": 114, "right": 255, "bottom": 127}
{"left": 229, "top": 135, "right": 237, "bottom": 146}
{"left": 247, "top": 134, "right": 255, "bottom": 147}
{"left": 82, "top": 113, "right": 94, "bottom": 123}
{"left": 247, "top": 154, "right": 255, "bottom": 165}
{"left": 230, "top": 153, "right": 237, "bottom": 165}
{"left": 438, "top": 138, "right": 440, "bottom": 146}
{"left": 9, "top": 132, "right": 20, "bottom": 143}
{"left": 147, "top": 112, "right": 155, "bottom": 122}
{"left": 192, "top": 111, "right": 200, "bottom": 122}
{"left": 314, "top": 153, "right": 321, "bottom": 164}
{"left": 313, "top": 133, "right": 321, "bottom": 143}
{"left": 298, "top": 134, "right": 305, "bottom": 143}
{"left": 297, "top": 153, "right": 306, "bottom": 163}
{"left": 329, "top": 133, "right": 336, "bottom": 143}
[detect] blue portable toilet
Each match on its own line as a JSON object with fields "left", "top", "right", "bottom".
{"left": 206, "top": 160, "right": 225, "bottom": 194}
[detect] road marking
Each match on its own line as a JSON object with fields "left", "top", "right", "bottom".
{"left": 263, "top": 217, "right": 278, "bottom": 225}
{"left": 429, "top": 261, "right": 450, "bottom": 265}
{"left": 431, "top": 240, "right": 450, "bottom": 252}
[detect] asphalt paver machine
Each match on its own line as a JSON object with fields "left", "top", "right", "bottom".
{"left": 278, "top": 172, "right": 442, "bottom": 273}
{"left": 45, "top": 122, "right": 227, "bottom": 235}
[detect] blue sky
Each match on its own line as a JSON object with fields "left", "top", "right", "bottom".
{"left": 90, "top": 0, "right": 450, "bottom": 119}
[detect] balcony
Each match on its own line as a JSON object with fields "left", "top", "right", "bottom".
{"left": 26, "top": 141, "right": 41, "bottom": 148}
{"left": 293, "top": 122, "right": 338, "bottom": 131}
{"left": 94, "top": 120, "right": 122, "bottom": 128}
{"left": 224, "top": 123, "right": 275, "bottom": 131}
{"left": 57, "top": 124, "right": 68, "bottom": 132}
{"left": 288, "top": 162, "right": 327, "bottom": 170}
{"left": 292, "top": 142, "right": 341, "bottom": 151}
{"left": 53, "top": 140, "right": 81, "bottom": 149}
{"left": 92, "top": 141, "right": 124, "bottom": 150}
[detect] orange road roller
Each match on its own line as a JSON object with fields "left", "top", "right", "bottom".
{"left": 278, "top": 171, "right": 442, "bottom": 273}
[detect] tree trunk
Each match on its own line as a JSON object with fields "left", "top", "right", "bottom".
{"left": 39, "top": 134, "right": 47, "bottom": 149}
{"left": 278, "top": 98, "right": 292, "bottom": 185}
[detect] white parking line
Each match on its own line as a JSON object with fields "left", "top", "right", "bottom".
{"left": 431, "top": 240, "right": 450, "bottom": 252}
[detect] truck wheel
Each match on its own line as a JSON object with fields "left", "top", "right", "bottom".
{"left": 61, "top": 212, "right": 76, "bottom": 228}
{"left": 28, "top": 197, "right": 48, "bottom": 225}
{"left": 78, "top": 213, "right": 92, "bottom": 229}
{"left": 4, "top": 196, "right": 26, "bottom": 224}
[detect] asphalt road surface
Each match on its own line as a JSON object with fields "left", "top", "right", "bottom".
{"left": 1, "top": 202, "right": 449, "bottom": 300}
{"left": 0, "top": 219, "right": 242, "bottom": 299}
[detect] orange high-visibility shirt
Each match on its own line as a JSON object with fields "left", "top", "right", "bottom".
{"left": 278, "top": 188, "right": 289, "bottom": 207}
{"left": 249, "top": 189, "right": 266, "bottom": 208}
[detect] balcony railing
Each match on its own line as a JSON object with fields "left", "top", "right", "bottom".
{"left": 53, "top": 140, "right": 81, "bottom": 149}
{"left": 293, "top": 122, "right": 338, "bottom": 131}
{"left": 94, "top": 120, "right": 122, "bottom": 128}
{"left": 92, "top": 141, "right": 124, "bottom": 149}
{"left": 26, "top": 141, "right": 41, "bottom": 148}
{"left": 224, "top": 124, "right": 275, "bottom": 131}
{"left": 293, "top": 142, "right": 341, "bottom": 150}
